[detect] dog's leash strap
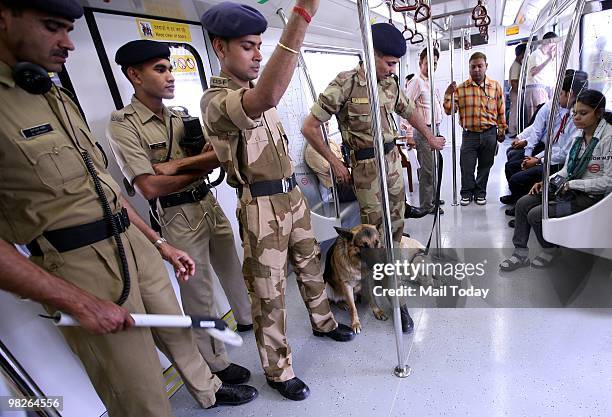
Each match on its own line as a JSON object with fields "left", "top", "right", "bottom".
{"left": 422, "top": 151, "right": 443, "bottom": 255}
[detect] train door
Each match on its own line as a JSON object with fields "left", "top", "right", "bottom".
{"left": 68, "top": 10, "right": 239, "bottom": 321}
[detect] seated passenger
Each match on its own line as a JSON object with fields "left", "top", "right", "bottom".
{"left": 505, "top": 103, "right": 546, "bottom": 181}
{"left": 304, "top": 140, "right": 357, "bottom": 203}
{"left": 500, "top": 89, "right": 612, "bottom": 271}
{"left": 500, "top": 70, "right": 588, "bottom": 207}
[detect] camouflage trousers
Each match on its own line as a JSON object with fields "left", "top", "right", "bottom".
{"left": 238, "top": 187, "right": 337, "bottom": 382}
{"left": 352, "top": 147, "right": 406, "bottom": 245}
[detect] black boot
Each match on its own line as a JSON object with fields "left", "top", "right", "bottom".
{"left": 400, "top": 305, "right": 414, "bottom": 334}
{"left": 313, "top": 323, "right": 355, "bottom": 341}
{"left": 405, "top": 203, "right": 428, "bottom": 219}
{"left": 208, "top": 383, "right": 258, "bottom": 407}
{"left": 267, "top": 377, "right": 310, "bottom": 401}
{"left": 213, "top": 363, "right": 251, "bottom": 384}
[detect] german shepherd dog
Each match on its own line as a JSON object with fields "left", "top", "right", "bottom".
{"left": 323, "top": 225, "right": 385, "bottom": 334}
{"left": 323, "top": 225, "right": 436, "bottom": 334}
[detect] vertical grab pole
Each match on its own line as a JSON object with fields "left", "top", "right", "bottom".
{"left": 356, "top": 0, "right": 409, "bottom": 378}
{"left": 448, "top": 17, "right": 458, "bottom": 207}
{"left": 425, "top": 0, "right": 441, "bottom": 250}
{"left": 542, "top": 0, "right": 586, "bottom": 220}
{"left": 276, "top": 8, "right": 341, "bottom": 219}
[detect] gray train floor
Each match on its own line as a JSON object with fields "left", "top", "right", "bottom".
{"left": 170, "top": 139, "right": 612, "bottom": 417}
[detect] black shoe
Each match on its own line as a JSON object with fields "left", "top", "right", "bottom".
{"left": 428, "top": 206, "right": 444, "bottom": 215}
{"left": 313, "top": 323, "right": 355, "bottom": 341}
{"left": 505, "top": 207, "right": 515, "bottom": 216}
{"left": 267, "top": 377, "right": 310, "bottom": 401}
{"left": 236, "top": 323, "right": 253, "bottom": 332}
{"left": 500, "top": 195, "right": 516, "bottom": 205}
{"left": 508, "top": 219, "right": 515, "bottom": 228}
{"left": 404, "top": 204, "right": 428, "bottom": 219}
{"left": 210, "top": 383, "right": 258, "bottom": 407}
{"left": 213, "top": 363, "right": 251, "bottom": 385}
{"left": 436, "top": 199, "right": 445, "bottom": 206}
{"left": 400, "top": 305, "right": 414, "bottom": 334}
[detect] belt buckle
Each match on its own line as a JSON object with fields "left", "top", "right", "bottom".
{"left": 282, "top": 178, "right": 290, "bottom": 193}
{"left": 191, "top": 187, "right": 202, "bottom": 201}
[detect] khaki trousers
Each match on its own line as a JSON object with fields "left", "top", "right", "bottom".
{"left": 161, "top": 193, "right": 252, "bottom": 372}
{"left": 33, "top": 226, "right": 221, "bottom": 417}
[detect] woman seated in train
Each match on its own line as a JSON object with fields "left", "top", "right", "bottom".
{"left": 500, "top": 89, "right": 612, "bottom": 271}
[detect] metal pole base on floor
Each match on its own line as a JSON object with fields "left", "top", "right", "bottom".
{"left": 394, "top": 365, "right": 412, "bottom": 378}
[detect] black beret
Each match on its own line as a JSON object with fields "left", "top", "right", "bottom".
{"left": 115, "top": 40, "right": 171, "bottom": 67}
{"left": 4, "top": 0, "right": 84, "bottom": 20}
{"left": 201, "top": 2, "right": 267, "bottom": 38}
{"left": 372, "top": 23, "right": 406, "bottom": 58}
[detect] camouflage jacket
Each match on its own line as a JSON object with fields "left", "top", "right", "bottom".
{"left": 201, "top": 73, "right": 293, "bottom": 189}
{"left": 310, "top": 65, "right": 415, "bottom": 150}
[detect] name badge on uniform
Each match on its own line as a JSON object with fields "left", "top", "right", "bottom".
{"left": 148, "top": 141, "right": 167, "bottom": 150}
{"left": 351, "top": 97, "right": 369, "bottom": 104}
{"left": 21, "top": 123, "right": 54, "bottom": 140}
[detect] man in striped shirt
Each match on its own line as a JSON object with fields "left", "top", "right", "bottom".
{"left": 444, "top": 52, "right": 507, "bottom": 206}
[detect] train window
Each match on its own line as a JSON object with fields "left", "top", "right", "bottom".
{"left": 302, "top": 50, "right": 362, "bottom": 137}
{"left": 163, "top": 43, "right": 208, "bottom": 120}
{"left": 581, "top": 9, "right": 612, "bottom": 104}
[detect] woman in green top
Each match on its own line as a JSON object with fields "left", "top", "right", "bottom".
{"left": 500, "top": 89, "right": 612, "bottom": 270}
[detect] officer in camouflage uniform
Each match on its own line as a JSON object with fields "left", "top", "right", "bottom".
{"left": 107, "top": 40, "right": 253, "bottom": 385}
{"left": 301, "top": 23, "right": 446, "bottom": 332}
{"left": 200, "top": 1, "right": 354, "bottom": 402}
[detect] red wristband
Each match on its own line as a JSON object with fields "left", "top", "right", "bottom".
{"left": 293, "top": 6, "right": 312, "bottom": 23}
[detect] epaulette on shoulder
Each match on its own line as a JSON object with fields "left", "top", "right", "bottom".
{"left": 336, "top": 68, "right": 358, "bottom": 83}
{"left": 110, "top": 105, "right": 135, "bottom": 122}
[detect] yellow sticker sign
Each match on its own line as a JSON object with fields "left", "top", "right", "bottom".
{"left": 136, "top": 18, "right": 192, "bottom": 42}
{"left": 170, "top": 54, "right": 197, "bottom": 73}
{"left": 505, "top": 25, "right": 520, "bottom": 36}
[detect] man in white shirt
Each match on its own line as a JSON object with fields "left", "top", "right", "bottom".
{"left": 405, "top": 48, "right": 444, "bottom": 214}
{"left": 508, "top": 43, "right": 526, "bottom": 137}
{"left": 501, "top": 70, "right": 588, "bottom": 211}
{"left": 524, "top": 32, "right": 558, "bottom": 121}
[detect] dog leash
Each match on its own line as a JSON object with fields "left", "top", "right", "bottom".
{"left": 420, "top": 151, "right": 443, "bottom": 256}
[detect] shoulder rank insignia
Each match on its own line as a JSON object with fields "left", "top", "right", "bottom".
{"left": 210, "top": 76, "right": 229, "bottom": 88}
{"left": 351, "top": 97, "right": 369, "bottom": 104}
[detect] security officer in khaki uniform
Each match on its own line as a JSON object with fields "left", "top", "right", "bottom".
{"left": 200, "top": 1, "right": 354, "bottom": 401}
{"left": 0, "top": 1, "right": 257, "bottom": 415}
{"left": 108, "top": 39, "right": 252, "bottom": 385}
{"left": 301, "top": 23, "right": 446, "bottom": 333}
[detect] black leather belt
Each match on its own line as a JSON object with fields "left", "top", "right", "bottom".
{"left": 354, "top": 141, "right": 395, "bottom": 161}
{"left": 26, "top": 208, "right": 130, "bottom": 256}
{"left": 239, "top": 174, "right": 297, "bottom": 198}
{"left": 159, "top": 182, "right": 210, "bottom": 208}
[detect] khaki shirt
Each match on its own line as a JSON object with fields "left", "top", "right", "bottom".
{"left": 201, "top": 72, "right": 293, "bottom": 189}
{"left": 108, "top": 95, "right": 200, "bottom": 193}
{"left": 310, "top": 65, "right": 415, "bottom": 150}
{"left": 0, "top": 61, "right": 121, "bottom": 244}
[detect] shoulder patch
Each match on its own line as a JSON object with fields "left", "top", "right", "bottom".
{"left": 210, "top": 76, "right": 229, "bottom": 88}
